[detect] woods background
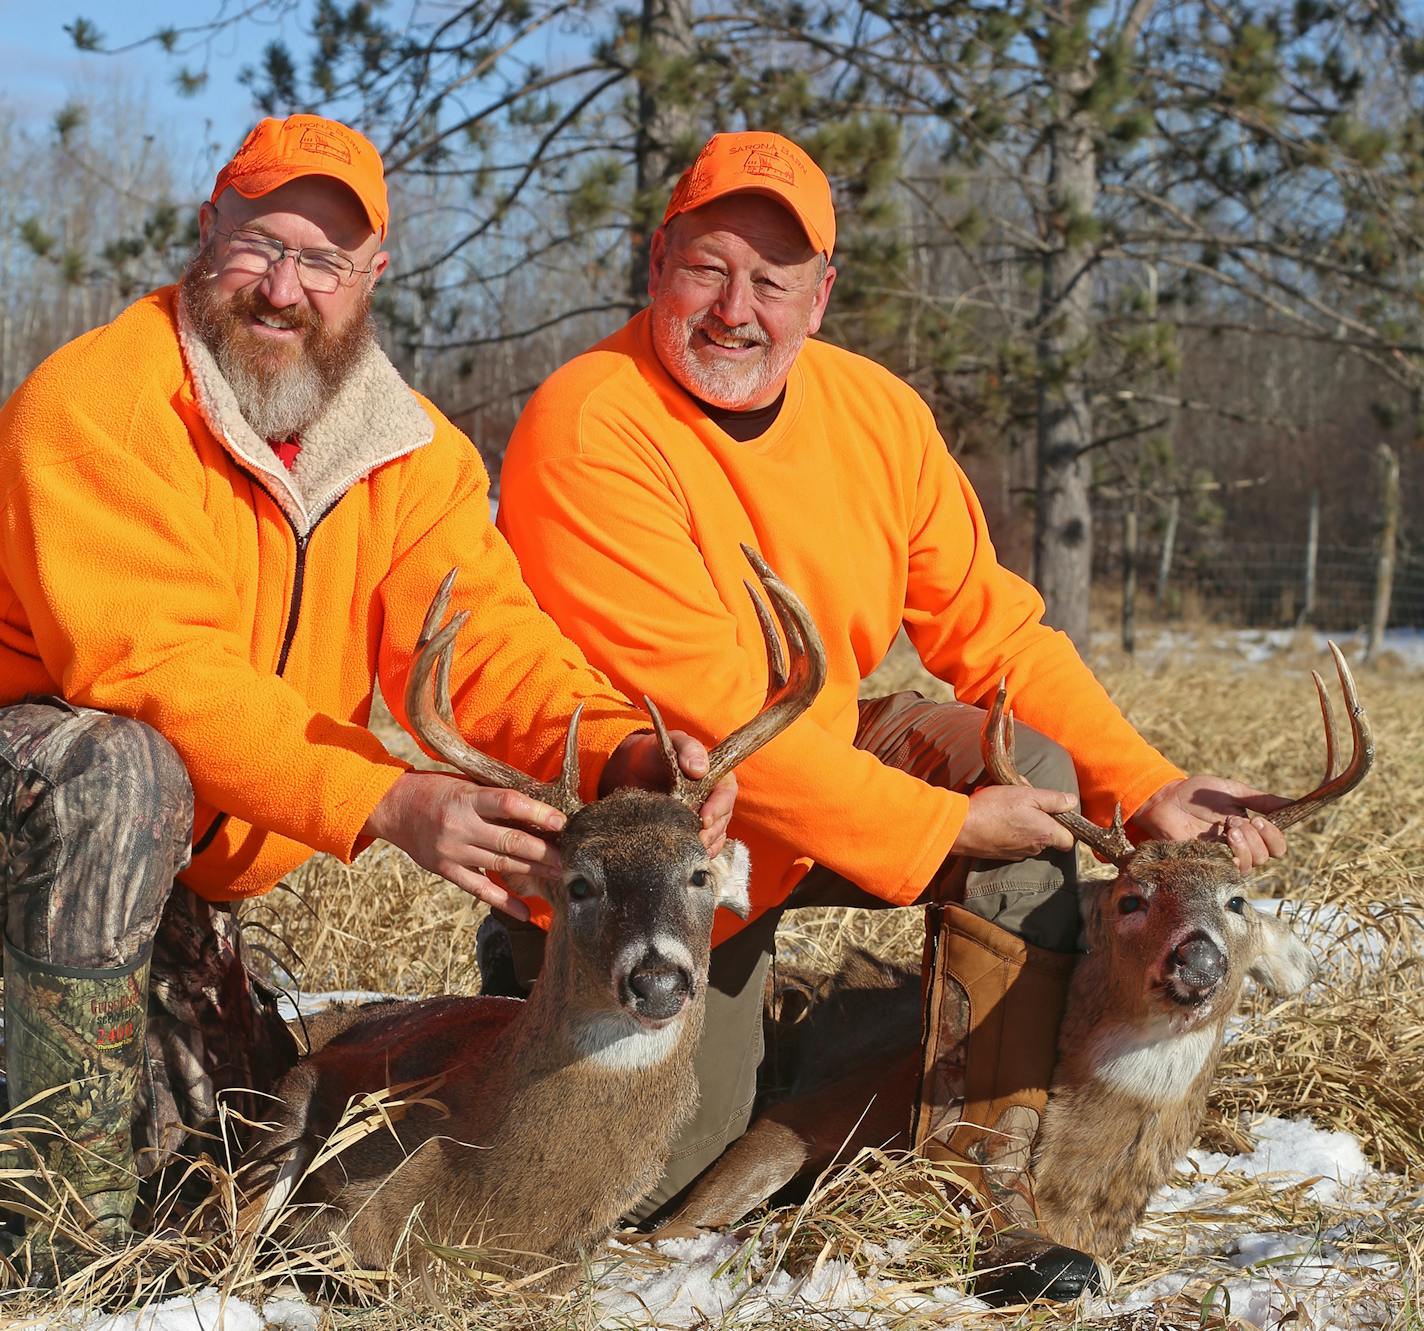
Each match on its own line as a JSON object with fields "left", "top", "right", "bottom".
{"left": 4, "top": 0, "right": 1423, "bottom": 654}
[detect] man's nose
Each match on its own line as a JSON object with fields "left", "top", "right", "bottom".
{"left": 711, "top": 272, "right": 754, "bottom": 329}
{"left": 259, "top": 253, "right": 306, "bottom": 309}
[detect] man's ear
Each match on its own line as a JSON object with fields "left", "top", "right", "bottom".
{"left": 805, "top": 263, "right": 837, "bottom": 337}
{"left": 197, "top": 201, "right": 218, "bottom": 248}
{"left": 709, "top": 839, "right": 752, "bottom": 919}
{"left": 647, "top": 225, "right": 671, "bottom": 301}
{"left": 366, "top": 248, "right": 391, "bottom": 291}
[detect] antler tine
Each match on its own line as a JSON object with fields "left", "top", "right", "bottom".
{"left": 1263, "top": 641, "right": 1374, "bottom": 832}
{"left": 406, "top": 568, "right": 585, "bottom": 817}
{"left": 676, "top": 546, "right": 828, "bottom": 808}
{"left": 643, "top": 696, "right": 693, "bottom": 802}
{"left": 1310, "top": 668, "right": 1341, "bottom": 785}
{"left": 745, "top": 577, "right": 790, "bottom": 697}
{"left": 981, "top": 680, "right": 1136, "bottom": 867}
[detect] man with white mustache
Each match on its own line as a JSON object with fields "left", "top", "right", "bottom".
{"left": 0, "top": 114, "right": 732, "bottom": 1268}
{"left": 497, "top": 130, "right": 1293, "bottom": 1305}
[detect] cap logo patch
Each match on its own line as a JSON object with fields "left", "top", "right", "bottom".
{"left": 299, "top": 125, "right": 353, "bottom": 164}
{"left": 742, "top": 147, "right": 794, "bottom": 184}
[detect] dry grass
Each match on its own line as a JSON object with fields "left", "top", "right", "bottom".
{"left": 2, "top": 636, "right": 1420, "bottom": 1327}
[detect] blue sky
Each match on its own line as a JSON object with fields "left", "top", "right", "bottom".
{"left": 1, "top": 2, "right": 309, "bottom": 192}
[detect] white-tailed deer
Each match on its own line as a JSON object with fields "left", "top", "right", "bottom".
{"left": 661, "top": 645, "right": 1373, "bottom": 1265}
{"left": 242, "top": 546, "right": 826, "bottom": 1285}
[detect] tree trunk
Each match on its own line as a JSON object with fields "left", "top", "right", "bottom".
{"left": 1366, "top": 445, "right": 1399, "bottom": 661}
{"left": 1296, "top": 490, "right": 1319, "bottom": 628}
{"left": 628, "top": 0, "right": 695, "bottom": 307}
{"left": 1121, "top": 497, "right": 1138, "bottom": 655}
{"left": 1033, "top": 33, "right": 1100, "bottom": 650}
{"left": 1155, "top": 493, "right": 1179, "bottom": 616}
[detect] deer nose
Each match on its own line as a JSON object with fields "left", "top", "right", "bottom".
{"left": 1170, "top": 932, "right": 1226, "bottom": 988}
{"left": 624, "top": 960, "right": 693, "bottom": 1023}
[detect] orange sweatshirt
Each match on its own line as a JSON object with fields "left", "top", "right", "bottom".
{"left": 499, "top": 310, "right": 1184, "bottom": 942}
{"left": 0, "top": 287, "right": 646, "bottom": 901}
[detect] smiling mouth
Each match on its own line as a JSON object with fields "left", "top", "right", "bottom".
{"left": 694, "top": 326, "right": 764, "bottom": 353}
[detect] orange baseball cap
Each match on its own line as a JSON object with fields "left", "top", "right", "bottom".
{"left": 663, "top": 131, "right": 835, "bottom": 257}
{"left": 211, "top": 115, "right": 390, "bottom": 240}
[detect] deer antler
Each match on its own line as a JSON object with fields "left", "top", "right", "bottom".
{"left": 645, "top": 545, "right": 828, "bottom": 809}
{"left": 1261, "top": 641, "right": 1374, "bottom": 831}
{"left": 981, "top": 681, "right": 1137, "bottom": 868}
{"left": 405, "top": 569, "right": 585, "bottom": 816}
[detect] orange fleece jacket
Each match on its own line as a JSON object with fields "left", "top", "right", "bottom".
{"left": 0, "top": 287, "right": 646, "bottom": 901}
{"left": 499, "top": 310, "right": 1185, "bottom": 942}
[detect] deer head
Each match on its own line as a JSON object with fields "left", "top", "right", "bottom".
{"left": 982, "top": 644, "right": 1373, "bottom": 1035}
{"left": 404, "top": 545, "right": 826, "bottom": 1042}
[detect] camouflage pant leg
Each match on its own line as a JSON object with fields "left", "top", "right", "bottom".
{"left": 0, "top": 699, "right": 192, "bottom": 969}
{"left": 0, "top": 699, "right": 298, "bottom": 1178}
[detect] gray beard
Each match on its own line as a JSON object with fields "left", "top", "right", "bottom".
{"left": 213, "top": 348, "right": 332, "bottom": 441}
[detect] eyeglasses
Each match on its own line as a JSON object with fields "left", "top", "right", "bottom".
{"left": 213, "top": 212, "right": 376, "bottom": 294}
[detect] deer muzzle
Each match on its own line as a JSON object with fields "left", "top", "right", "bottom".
{"left": 620, "top": 951, "right": 696, "bottom": 1026}
{"left": 1163, "top": 930, "right": 1227, "bottom": 1005}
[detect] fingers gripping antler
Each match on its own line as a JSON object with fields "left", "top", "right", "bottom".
{"left": 1261, "top": 641, "right": 1374, "bottom": 832}
{"left": 406, "top": 569, "right": 585, "bottom": 816}
{"left": 646, "top": 545, "right": 828, "bottom": 809}
{"left": 981, "top": 682, "right": 1137, "bottom": 868}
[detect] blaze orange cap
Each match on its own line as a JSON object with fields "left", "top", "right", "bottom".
{"left": 663, "top": 131, "right": 835, "bottom": 258}
{"left": 211, "top": 115, "right": 390, "bottom": 240}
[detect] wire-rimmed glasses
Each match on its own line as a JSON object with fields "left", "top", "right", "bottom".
{"left": 213, "top": 211, "right": 376, "bottom": 294}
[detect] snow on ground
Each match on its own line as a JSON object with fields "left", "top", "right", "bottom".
{"left": 1092, "top": 625, "right": 1424, "bottom": 673}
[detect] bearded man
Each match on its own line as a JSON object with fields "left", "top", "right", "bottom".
{"left": 496, "top": 131, "right": 1294, "bottom": 1305}
{"left": 0, "top": 115, "right": 732, "bottom": 1267}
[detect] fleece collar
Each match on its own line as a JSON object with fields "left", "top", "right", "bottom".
{"left": 176, "top": 289, "right": 434, "bottom": 537}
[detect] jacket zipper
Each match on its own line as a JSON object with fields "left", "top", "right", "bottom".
{"left": 191, "top": 505, "right": 317, "bottom": 858}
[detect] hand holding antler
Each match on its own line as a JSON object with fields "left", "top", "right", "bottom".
{"left": 600, "top": 733, "right": 738, "bottom": 855}
{"left": 1128, "top": 778, "right": 1290, "bottom": 870}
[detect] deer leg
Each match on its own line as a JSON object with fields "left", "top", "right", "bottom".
{"left": 657, "top": 1047, "right": 918, "bottom": 1236}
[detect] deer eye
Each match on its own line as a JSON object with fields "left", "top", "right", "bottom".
{"left": 689, "top": 869, "right": 710, "bottom": 889}
{"left": 1227, "top": 896, "right": 1247, "bottom": 914}
{"left": 1118, "top": 894, "right": 1145, "bottom": 915}
{"left": 566, "top": 877, "right": 594, "bottom": 901}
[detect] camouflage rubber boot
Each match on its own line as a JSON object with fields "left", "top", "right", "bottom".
{"left": 912, "top": 904, "right": 1104, "bottom": 1306}
{"left": 3, "top": 938, "right": 150, "bottom": 1269}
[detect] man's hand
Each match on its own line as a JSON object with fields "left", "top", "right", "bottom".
{"left": 949, "top": 785, "right": 1079, "bottom": 861}
{"left": 1129, "top": 776, "right": 1291, "bottom": 870}
{"left": 363, "top": 771, "right": 566, "bottom": 920}
{"left": 601, "top": 730, "right": 738, "bottom": 856}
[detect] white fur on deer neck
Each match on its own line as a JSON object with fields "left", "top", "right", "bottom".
{"left": 571, "top": 1007, "right": 693, "bottom": 1070}
{"left": 1084, "top": 1020, "right": 1220, "bottom": 1103}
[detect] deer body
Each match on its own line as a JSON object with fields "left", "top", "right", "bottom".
{"left": 257, "top": 791, "right": 744, "bottom": 1280}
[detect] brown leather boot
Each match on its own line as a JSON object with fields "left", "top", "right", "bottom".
{"left": 912, "top": 904, "right": 1104, "bottom": 1306}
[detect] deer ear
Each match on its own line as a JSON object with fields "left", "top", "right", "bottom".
{"left": 1247, "top": 912, "right": 1315, "bottom": 995}
{"left": 709, "top": 839, "right": 752, "bottom": 919}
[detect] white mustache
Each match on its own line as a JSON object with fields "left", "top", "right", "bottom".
{"left": 694, "top": 316, "right": 769, "bottom": 347}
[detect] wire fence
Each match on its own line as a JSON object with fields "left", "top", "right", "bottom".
{"left": 1096, "top": 540, "right": 1424, "bottom": 632}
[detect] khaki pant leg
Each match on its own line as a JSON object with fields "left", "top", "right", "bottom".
{"left": 794, "top": 692, "right": 1082, "bottom": 953}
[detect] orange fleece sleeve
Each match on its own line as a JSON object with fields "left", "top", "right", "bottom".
{"left": 499, "top": 446, "right": 966, "bottom": 908}
{"left": 898, "top": 436, "right": 1185, "bottom": 826}
{"left": 374, "top": 424, "right": 649, "bottom": 805}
